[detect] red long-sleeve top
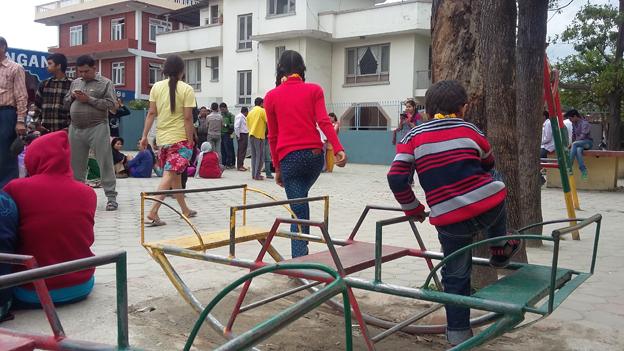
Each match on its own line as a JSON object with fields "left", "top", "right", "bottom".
{"left": 264, "top": 76, "right": 344, "bottom": 170}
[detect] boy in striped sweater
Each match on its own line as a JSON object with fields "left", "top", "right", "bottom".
{"left": 387, "top": 80, "right": 520, "bottom": 346}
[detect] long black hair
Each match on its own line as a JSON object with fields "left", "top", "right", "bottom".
{"left": 276, "top": 50, "right": 306, "bottom": 86}
{"left": 163, "top": 55, "right": 185, "bottom": 113}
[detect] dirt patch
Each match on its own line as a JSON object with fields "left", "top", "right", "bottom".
{"left": 128, "top": 277, "right": 620, "bottom": 350}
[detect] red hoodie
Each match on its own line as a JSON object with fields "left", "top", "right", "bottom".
{"left": 264, "top": 76, "right": 344, "bottom": 170}
{"left": 4, "top": 131, "right": 96, "bottom": 290}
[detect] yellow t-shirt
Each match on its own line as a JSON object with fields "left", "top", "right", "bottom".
{"left": 247, "top": 106, "right": 267, "bottom": 139}
{"left": 149, "top": 78, "right": 196, "bottom": 145}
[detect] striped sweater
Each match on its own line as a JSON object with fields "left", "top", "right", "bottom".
{"left": 387, "top": 118, "right": 506, "bottom": 226}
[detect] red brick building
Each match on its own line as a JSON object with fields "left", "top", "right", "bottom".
{"left": 35, "top": 0, "right": 198, "bottom": 101}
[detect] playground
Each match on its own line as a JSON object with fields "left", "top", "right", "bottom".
{"left": 1, "top": 163, "right": 623, "bottom": 350}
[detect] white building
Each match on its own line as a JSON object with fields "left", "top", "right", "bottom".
{"left": 157, "top": 0, "right": 431, "bottom": 130}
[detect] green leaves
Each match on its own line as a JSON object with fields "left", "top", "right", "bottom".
{"left": 557, "top": 3, "right": 624, "bottom": 111}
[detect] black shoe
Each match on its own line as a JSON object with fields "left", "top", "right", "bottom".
{"left": 489, "top": 239, "right": 522, "bottom": 268}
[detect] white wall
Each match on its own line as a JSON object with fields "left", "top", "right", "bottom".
{"left": 303, "top": 39, "right": 333, "bottom": 100}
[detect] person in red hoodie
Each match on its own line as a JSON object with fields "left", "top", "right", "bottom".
{"left": 264, "top": 50, "right": 347, "bottom": 258}
{"left": 3, "top": 131, "right": 96, "bottom": 305}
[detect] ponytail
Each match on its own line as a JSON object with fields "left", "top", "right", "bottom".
{"left": 169, "top": 76, "right": 178, "bottom": 113}
{"left": 162, "top": 55, "right": 185, "bottom": 113}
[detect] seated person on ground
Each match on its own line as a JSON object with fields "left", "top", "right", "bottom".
{"left": 566, "top": 109, "right": 593, "bottom": 180}
{"left": 195, "top": 142, "right": 223, "bottom": 179}
{"left": 3, "top": 131, "right": 97, "bottom": 306}
{"left": 0, "top": 191, "right": 18, "bottom": 320}
{"left": 128, "top": 139, "right": 155, "bottom": 178}
{"left": 111, "top": 137, "right": 131, "bottom": 178}
{"left": 387, "top": 80, "right": 520, "bottom": 347}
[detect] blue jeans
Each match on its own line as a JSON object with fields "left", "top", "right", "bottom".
{"left": 221, "top": 132, "right": 235, "bottom": 167}
{"left": 435, "top": 201, "right": 507, "bottom": 331}
{"left": 264, "top": 139, "right": 273, "bottom": 177}
{"left": 569, "top": 140, "right": 593, "bottom": 172}
{"left": 0, "top": 109, "right": 18, "bottom": 188}
{"left": 280, "top": 149, "right": 324, "bottom": 258}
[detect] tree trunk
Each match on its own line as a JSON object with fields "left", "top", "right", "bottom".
{"left": 607, "top": 0, "right": 624, "bottom": 151}
{"left": 431, "top": 0, "right": 496, "bottom": 288}
{"left": 431, "top": 0, "right": 486, "bottom": 131}
{"left": 480, "top": 0, "right": 527, "bottom": 263}
{"left": 516, "top": 0, "right": 548, "bottom": 246}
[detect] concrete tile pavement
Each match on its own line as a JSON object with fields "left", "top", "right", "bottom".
{"left": 3, "top": 162, "right": 624, "bottom": 348}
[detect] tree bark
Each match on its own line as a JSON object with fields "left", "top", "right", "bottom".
{"left": 480, "top": 0, "right": 527, "bottom": 263}
{"left": 607, "top": 0, "right": 624, "bottom": 150}
{"left": 431, "top": 0, "right": 496, "bottom": 288}
{"left": 516, "top": 0, "right": 548, "bottom": 246}
{"left": 431, "top": 0, "right": 486, "bottom": 131}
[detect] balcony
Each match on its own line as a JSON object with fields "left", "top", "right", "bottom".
{"left": 35, "top": 0, "right": 200, "bottom": 24}
{"left": 51, "top": 38, "right": 138, "bottom": 60}
{"left": 156, "top": 23, "right": 222, "bottom": 56}
{"left": 318, "top": 0, "right": 431, "bottom": 40}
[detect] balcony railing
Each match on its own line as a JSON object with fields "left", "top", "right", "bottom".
{"left": 37, "top": 0, "right": 200, "bottom": 13}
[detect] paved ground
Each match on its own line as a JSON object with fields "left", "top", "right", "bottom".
{"left": 3, "top": 162, "right": 624, "bottom": 350}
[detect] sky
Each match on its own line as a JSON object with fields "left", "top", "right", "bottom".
{"left": 0, "top": 0, "right": 618, "bottom": 61}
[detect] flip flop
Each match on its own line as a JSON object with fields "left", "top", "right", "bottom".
{"left": 147, "top": 218, "right": 167, "bottom": 227}
{"left": 183, "top": 210, "right": 197, "bottom": 218}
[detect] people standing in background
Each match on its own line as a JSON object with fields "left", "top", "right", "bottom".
{"left": 0, "top": 36, "right": 28, "bottom": 188}
{"left": 196, "top": 106, "right": 209, "bottom": 146}
{"left": 540, "top": 111, "right": 555, "bottom": 159}
{"left": 264, "top": 136, "right": 274, "bottom": 179}
{"left": 234, "top": 106, "right": 249, "bottom": 171}
{"left": 326, "top": 113, "right": 340, "bottom": 173}
{"left": 265, "top": 50, "right": 347, "bottom": 258}
{"left": 219, "top": 102, "right": 236, "bottom": 169}
{"left": 405, "top": 99, "right": 421, "bottom": 125}
{"left": 140, "top": 55, "right": 197, "bottom": 227}
{"left": 64, "top": 55, "right": 118, "bottom": 211}
{"left": 108, "top": 98, "right": 130, "bottom": 138}
{"left": 207, "top": 102, "right": 223, "bottom": 160}
{"left": 247, "top": 97, "right": 267, "bottom": 180}
{"left": 35, "top": 53, "right": 71, "bottom": 134}
{"left": 393, "top": 113, "right": 415, "bottom": 145}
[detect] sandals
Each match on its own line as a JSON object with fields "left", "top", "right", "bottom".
{"left": 489, "top": 238, "right": 522, "bottom": 268}
{"left": 183, "top": 210, "right": 197, "bottom": 218}
{"left": 106, "top": 200, "right": 118, "bottom": 211}
{"left": 147, "top": 218, "right": 167, "bottom": 227}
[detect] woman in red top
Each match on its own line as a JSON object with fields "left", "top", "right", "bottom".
{"left": 265, "top": 50, "right": 347, "bottom": 258}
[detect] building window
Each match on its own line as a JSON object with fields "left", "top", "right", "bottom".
{"left": 66, "top": 66, "right": 76, "bottom": 79}
{"left": 275, "top": 46, "right": 285, "bottom": 67}
{"left": 210, "top": 4, "right": 220, "bottom": 24}
{"left": 149, "top": 18, "right": 172, "bottom": 43}
{"left": 345, "top": 43, "right": 390, "bottom": 84}
{"left": 342, "top": 104, "right": 389, "bottom": 131}
{"left": 185, "top": 59, "right": 201, "bottom": 91}
{"left": 111, "top": 18, "right": 125, "bottom": 40}
{"left": 148, "top": 63, "right": 162, "bottom": 86}
{"left": 112, "top": 62, "right": 125, "bottom": 86}
{"left": 237, "top": 70, "right": 252, "bottom": 105}
{"left": 69, "top": 25, "right": 86, "bottom": 46}
{"left": 268, "top": 0, "right": 295, "bottom": 16}
{"left": 207, "top": 56, "right": 219, "bottom": 82}
{"left": 237, "top": 14, "right": 252, "bottom": 51}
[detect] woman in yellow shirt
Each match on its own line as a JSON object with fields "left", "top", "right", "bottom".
{"left": 140, "top": 55, "right": 197, "bottom": 226}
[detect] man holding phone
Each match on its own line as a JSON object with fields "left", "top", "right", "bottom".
{"left": 64, "top": 55, "right": 118, "bottom": 211}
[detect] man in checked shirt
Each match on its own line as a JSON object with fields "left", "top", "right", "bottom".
{"left": 35, "top": 53, "right": 72, "bottom": 133}
{"left": 0, "top": 36, "right": 28, "bottom": 188}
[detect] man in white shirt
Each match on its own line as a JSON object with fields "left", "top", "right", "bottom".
{"left": 541, "top": 111, "right": 555, "bottom": 159}
{"left": 563, "top": 115, "right": 573, "bottom": 146}
{"left": 234, "top": 106, "right": 249, "bottom": 171}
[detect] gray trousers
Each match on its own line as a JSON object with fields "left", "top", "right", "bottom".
{"left": 208, "top": 134, "right": 221, "bottom": 160}
{"left": 249, "top": 135, "right": 264, "bottom": 179}
{"left": 69, "top": 122, "right": 117, "bottom": 201}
